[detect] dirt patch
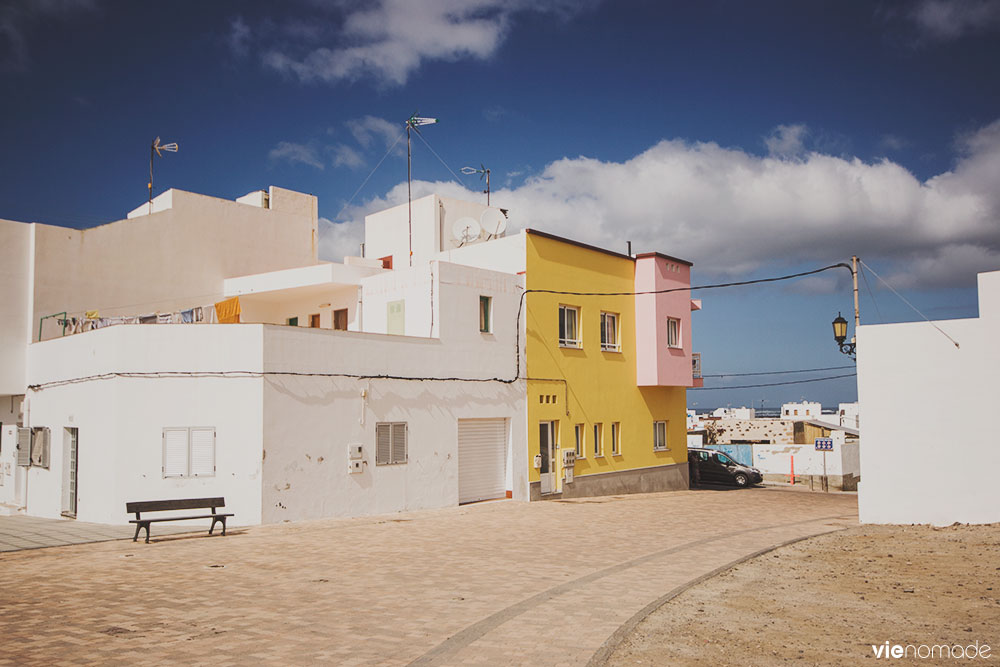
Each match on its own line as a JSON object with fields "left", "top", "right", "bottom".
{"left": 607, "top": 524, "right": 1000, "bottom": 666}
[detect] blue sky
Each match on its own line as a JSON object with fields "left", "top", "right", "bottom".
{"left": 2, "top": 0, "right": 999, "bottom": 409}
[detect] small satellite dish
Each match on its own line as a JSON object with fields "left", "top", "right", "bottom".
{"left": 452, "top": 217, "right": 481, "bottom": 244}
{"left": 481, "top": 208, "right": 507, "bottom": 237}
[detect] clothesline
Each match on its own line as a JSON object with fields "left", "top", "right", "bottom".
{"left": 49, "top": 296, "right": 242, "bottom": 338}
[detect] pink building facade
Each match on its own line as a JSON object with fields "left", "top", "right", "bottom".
{"left": 634, "top": 252, "right": 702, "bottom": 387}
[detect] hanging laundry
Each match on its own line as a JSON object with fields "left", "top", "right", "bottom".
{"left": 125, "top": 316, "right": 140, "bottom": 325}
{"left": 214, "top": 296, "right": 241, "bottom": 324}
{"left": 157, "top": 313, "right": 172, "bottom": 324}
{"left": 181, "top": 309, "right": 194, "bottom": 323}
{"left": 139, "top": 314, "right": 157, "bottom": 324}
{"left": 205, "top": 304, "right": 218, "bottom": 324}
{"left": 85, "top": 310, "right": 100, "bottom": 320}
{"left": 193, "top": 306, "right": 204, "bottom": 323}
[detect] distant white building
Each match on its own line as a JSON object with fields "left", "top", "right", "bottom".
{"left": 780, "top": 401, "right": 821, "bottom": 420}
{"left": 838, "top": 402, "right": 859, "bottom": 429}
{"left": 857, "top": 270, "right": 1000, "bottom": 525}
{"left": 712, "top": 406, "right": 755, "bottom": 419}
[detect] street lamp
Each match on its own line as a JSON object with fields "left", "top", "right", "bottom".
{"left": 832, "top": 312, "right": 856, "bottom": 359}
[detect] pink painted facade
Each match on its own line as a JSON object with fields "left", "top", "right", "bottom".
{"left": 634, "top": 253, "right": 701, "bottom": 387}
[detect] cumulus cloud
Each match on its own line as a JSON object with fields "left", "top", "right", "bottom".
{"left": 907, "top": 0, "right": 1000, "bottom": 40}
{"left": 331, "top": 144, "right": 366, "bottom": 169}
{"left": 268, "top": 141, "right": 325, "bottom": 170}
{"left": 0, "top": 0, "right": 95, "bottom": 71}
{"left": 765, "top": 124, "right": 808, "bottom": 158}
{"left": 321, "top": 120, "right": 1000, "bottom": 291}
{"left": 259, "top": 0, "right": 597, "bottom": 86}
{"left": 346, "top": 115, "right": 401, "bottom": 150}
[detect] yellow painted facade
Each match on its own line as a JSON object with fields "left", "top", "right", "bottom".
{"left": 525, "top": 232, "right": 687, "bottom": 491}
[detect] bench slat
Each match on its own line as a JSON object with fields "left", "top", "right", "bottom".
{"left": 129, "top": 513, "right": 233, "bottom": 524}
{"left": 126, "top": 497, "right": 226, "bottom": 513}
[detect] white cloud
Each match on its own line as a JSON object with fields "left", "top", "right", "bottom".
{"left": 765, "top": 124, "right": 808, "bottom": 158}
{"left": 332, "top": 144, "right": 366, "bottom": 169}
{"left": 268, "top": 141, "right": 325, "bottom": 170}
{"left": 346, "top": 115, "right": 401, "bottom": 150}
{"left": 261, "top": 0, "right": 597, "bottom": 86}
{"left": 321, "top": 119, "right": 1000, "bottom": 291}
{"left": 228, "top": 16, "right": 251, "bottom": 58}
{"left": 908, "top": 0, "right": 1000, "bottom": 40}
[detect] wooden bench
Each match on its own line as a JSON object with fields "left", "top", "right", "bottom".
{"left": 126, "top": 497, "right": 233, "bottom": 543}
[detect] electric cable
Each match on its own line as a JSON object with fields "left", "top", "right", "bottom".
{"left": 411, "top": 128, "right": 465, "bottom": 186}
{"left": 689, "top": 373, "right": 857, "bottom": 391}
{"left": 859, "top": 262, "right": 883, "bottom": 324}
{"left": 858, "top": 259, "right": 960, "bottom": 348}
{"left": 701, "top": 365, "right": 855, "bottom": 378}
{"left": 331, "top": 130, "right": 406, "bottom": 223}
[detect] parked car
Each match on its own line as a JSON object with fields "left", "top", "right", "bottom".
{"left": 688, "top": 447, "right": 763, "bottom": 487}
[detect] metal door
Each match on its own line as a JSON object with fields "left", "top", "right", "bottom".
{"left": 62, "top": 427, "right": 78, "bottom": 518}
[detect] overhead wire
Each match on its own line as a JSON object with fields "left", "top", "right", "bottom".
{"left": 858, "top": 259, "right": 960, "bottom": 349}
{"left": 702, "top": 365, "right": 855, "bottom": 378}
{"left": 411, "top": 128, "right": 465, "bottom": 186}
{"left": 858, "top": 262, "right": 883, "bottom": 324}
{"left": 689, "top": 373, "right": 858, "bottom": 391}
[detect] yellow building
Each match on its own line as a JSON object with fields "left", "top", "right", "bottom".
{"left": 524, "top": 230, "right": 697, "bottom": 499}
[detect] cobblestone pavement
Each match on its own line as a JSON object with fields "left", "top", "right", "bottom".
{"left": 0, "top": 487, "right": 857, "bottom": 666}
{"left": 0, "top": 514, "right": 194, "bottom": 552}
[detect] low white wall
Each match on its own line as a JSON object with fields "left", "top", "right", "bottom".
{"left": 752, "top": 432, "right": 852, "bottom": 477}
{"left": 858, "top": 272, "right": 1000, "bottom": 524}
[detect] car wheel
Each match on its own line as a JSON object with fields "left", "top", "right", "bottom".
{"left": 734, "top": 473, "right": 748, "bottom": 487}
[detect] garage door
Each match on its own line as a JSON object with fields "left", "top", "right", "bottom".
{"left": 458, "top": 418, "right": 507, "bottom": 504}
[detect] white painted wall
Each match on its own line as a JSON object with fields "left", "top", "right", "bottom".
{"left": 780, "top": 401, "right": 822, "bottom": 419}
{"left": 857, "top": 270, "right": 1000, "bottom": 525}
{"left": 0, "top": 220, "right": 31, "bottom": 394}
{"left": 25, "top": 325, "right": 265, "bottom": 525}
{"left": 752, "top": 430, "right": 852, "bottom": 477}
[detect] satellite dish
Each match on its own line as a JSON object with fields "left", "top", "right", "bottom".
{"left": 452, "top": 217, "right": 481, "bottom": 244}
{"left": 481, "top": 208, "right": 507, "bottom": 237}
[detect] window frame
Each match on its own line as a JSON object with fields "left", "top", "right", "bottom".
{"left": 479, "top": 295, "right": 493, "bottom": 333}
{"left": 162, "top": 426, "right": 216, "bottom": 478}
{"left": 375, "top": 422, "right": 408, "bottom": 465}
{"left": 574, "top": 423, "right": 585, "bottom": 458}
{"left": 600, "top": 311, "right": 620, "bottom": 352}
{"left": 593, "top": 422, "right": 604, "bottom": 457}
{"left": 611, "top": 422, "right": 621, "bottom": 456}
{"left": 558, "top": 304, "right": 581, "bottom": 348}
{"left": 653, "top": 421, "right": 668, "bottom": 451}
{"left": 666, "top": 317, "right": 681, "bottom": 348}
{"left": 333, "top": 308, "right": 349, "bottom": 331}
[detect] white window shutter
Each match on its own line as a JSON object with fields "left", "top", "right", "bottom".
{"left": 17, "top": 428, "right": 31, "bottom": 466}
{"left": 163, "top": 428, "right": 188, "bottom": 477}
{"left": 391, "top": 423, "right": 407, "bottom": 464}
{"left": 376, "top": 423, "right": 391, "bottom": 464}
{"left": 189, "top": 428, "right": 215, "bottom": 476}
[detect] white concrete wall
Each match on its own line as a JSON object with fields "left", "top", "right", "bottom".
{"left": 363, "top": 195, "right": 440, "bottom": 269}
{"left": 435, "top": 233, "right": 526, "bottom": 275}
{"left": 857, "top": 270, "right": 1000, "bottom": 525}
{"left": 260, "top": 323, "right": 526, "bottom": 522}
{"left": 752, "top": 430, "right": 852, "bottom": 477}
{"left": 24, "top": 325, "right": 265, "bottom": 525}
{"left": 0, "top": 425, "right": 22, "bottom": 510}
{"left": 780, "top": 401, "right": 822, "bottom": 419}
{"left": 0, "top": 220, "right": 32, "bottom": 394}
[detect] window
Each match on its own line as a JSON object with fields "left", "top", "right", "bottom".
{"left": 653, "top": 421, "right": 668, "bottom": 451}
{"left": 600, "top": 312, "right": 620, "bottom": 352}
{"left": 611, "top": 422, "right": 621, "bottom": 455}
{"left": 287, "top": 316, "right": 299, "bottom": 327}
{"left": 379, "top": 255, "right": 393, "bottom": 269}
{"left": 387, "top": 300, "right": 405, "bottom": 335}
{"left": 667, "top": 317, "right": 681, "bottom": 348}
{"left": 163, "top": 427, "right": 215, "bottom": 478}
{"left": 574, "top": 423, "right": 585, "bottom": 457}
{"left": 333, "top": 308, "right": 348, "bottom": 331}
{"left": 593, "top": 423, "right": 604, "bottom": 457}
{"left": 30, "top": 427, "right": 51, "bottom": 469}
{"left": 559, "top": 305, "right": 581, "bottom": 347}
{"left": 310, "top": 313, "right": 321, "bottom": 328}
{"left": 480, "top": 296, "right": 492, "bottom": 333}
{"left": 375, "top": 422, "right": 407, "bottom": 465}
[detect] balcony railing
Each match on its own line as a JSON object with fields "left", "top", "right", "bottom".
{"left": 692, "top": 353, "right": 702, "bottom": 379}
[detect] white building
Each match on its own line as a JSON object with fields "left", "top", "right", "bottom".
{"left": 780, "top": 401, "right": 822, "bottom": 420}
{"left": 0, "top": 189, "right": 528, "bottom": 525}
{"left": 711, "top": 406, "right": 755, "bottom": 419}
{"left": 857, "top": 270, "right": 1000, "bottom": 525}
{"left": 837, "top": 402, "right": 859, "bottom": 429}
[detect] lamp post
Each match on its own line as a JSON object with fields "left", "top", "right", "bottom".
{"left": 832, "top": 312, "right": 856, "bottom": 359}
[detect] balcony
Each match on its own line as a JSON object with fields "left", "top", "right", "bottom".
{"left": 692, "top": 353, "right": 703, "bottom": 388}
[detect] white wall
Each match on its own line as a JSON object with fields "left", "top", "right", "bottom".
{"left": 25, "top": 325, "right": 265, "bottom": 525}
{"left": 0, "top": 220, "right": 31, "bottom": 394}
{"left": 857, "top": 270, "right": 1000, "bottom": 525}
{"left": 752, "top": 430, "right": 852, "bottom": 477}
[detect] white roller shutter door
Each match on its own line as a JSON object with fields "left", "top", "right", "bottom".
{"left": 458, "top": 418, "right": 507, "bottom": 504}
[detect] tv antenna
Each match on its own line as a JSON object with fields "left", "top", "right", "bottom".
{"left": 461, "top": 163, "right": 491, "bottom": 205}
{"left": 149, "top": 136, "right": 179, "bottom": 214}
{"left": 405, "top": 112, "right": 438, "bottom": 267}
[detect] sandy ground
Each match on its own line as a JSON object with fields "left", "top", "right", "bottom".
{"left": 607, "top": 523, "right": 1000, "bottom": 666}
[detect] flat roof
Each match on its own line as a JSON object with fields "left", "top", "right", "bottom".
{"left": 633, "top": 251, "right": 693, "bottom": 267}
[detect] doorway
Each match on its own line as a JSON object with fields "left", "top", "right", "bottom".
{"left": 539, "top": 421, "right": 557, "bottom": 494}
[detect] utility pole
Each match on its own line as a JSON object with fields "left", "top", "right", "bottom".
{"left": 852, "top": 255, "right": 860, "bottom": 341}
{"left": 404, "top": 113, "right": 438, "bottom": 267}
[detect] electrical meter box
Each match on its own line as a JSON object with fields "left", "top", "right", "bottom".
{"left": 349, "top": 444, "right": 363, "bottom": 460}
{"left": 348, "top": 460, "right": 364, "bottom": 474}
{"left": 562, "top": 450, "right": 576, "bottom": 467}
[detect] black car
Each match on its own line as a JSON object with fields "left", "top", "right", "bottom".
{"left": 688, "top": 447, "right": 763, "bottom": 487}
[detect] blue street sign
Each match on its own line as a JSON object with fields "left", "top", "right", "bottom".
{"left": 815, "top": 438, "right": 834, "bottom": 451}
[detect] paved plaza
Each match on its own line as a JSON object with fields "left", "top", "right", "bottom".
{"left": 0, "top": 488, "right": 857, "bottom": 665}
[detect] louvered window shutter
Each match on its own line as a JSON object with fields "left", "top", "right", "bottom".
{"left": 391, "top": 423, "right": 407, "bottom": 464}
{"left": 163, "top": 428, "right": 188, "bottom": 477}
{"left": 376, "top": 423, "right": 391, "bottom": 464}
{"left": 189, "top": 428, "right": 215, "bottom": 476}
{"left": 17, "top": 428, "right": 31, "bottom": 466}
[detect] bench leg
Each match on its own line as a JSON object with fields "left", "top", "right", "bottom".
{"left": 210, "top": 517, "right": 227, "bottom": 536}
{"left": 133, "top": 522, "right": 150, "bottom": 543}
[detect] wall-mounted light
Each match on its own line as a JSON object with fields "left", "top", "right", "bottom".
{"left": 832, "top": 312, "right": 856, "bottom": 359}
